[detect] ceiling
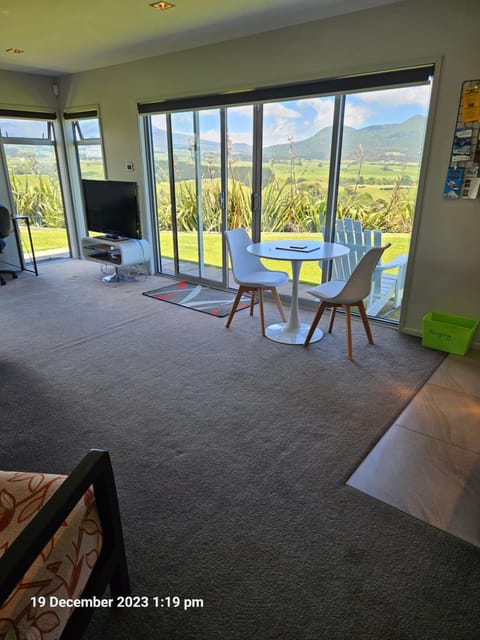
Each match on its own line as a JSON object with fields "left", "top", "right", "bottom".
{"left": 0, "top": 0, "right": 404, "bottom": 77}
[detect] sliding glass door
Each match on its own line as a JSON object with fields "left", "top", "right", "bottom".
{"left": 143, "top": 66, "right": 433, "bottom": 321}
{"left": 150, "top": 106, "right": 255, "bottom": 287}
{"left": 226, "top": 106, "right": 254, "bottom": 237}
{"left": 151, "top": 109, "right": 225, "bottom": 284}
{"left": 258, "top": 97, "right": 335, "bottom": 294}
{"left": 336, "top": 84, "right": 432, "bottom": 319}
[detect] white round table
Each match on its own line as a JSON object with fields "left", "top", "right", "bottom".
{"left": 247, "top": 239, "right": 350, "bottom": 344}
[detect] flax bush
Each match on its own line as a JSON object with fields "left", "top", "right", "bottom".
{"left": 154, "top": 140, "right": 419, "bottom": 236}
{"left": 9, "top": 172, "right": 65, "bottom": 228}
{"left": 156, "top": 176, "right": 415, "bottom": 234}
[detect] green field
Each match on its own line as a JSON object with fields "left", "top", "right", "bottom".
{"left": 15, "top": 152, "right": 414, "bottom": 285}
{"left": 20, "top": 227, "right": 68, "bottom": 252}
{"left": 23, "top": 226, "right": 408, "bottom": 293}
{"left": 161, "top": 230, "right": 409, "bottom": 284}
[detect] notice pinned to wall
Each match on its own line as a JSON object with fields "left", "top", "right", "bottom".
{"left": 443, "top": 79, "right": 480, "bottom": 199}
{"left": 461, "top": 84, "right": 480, "bottom": 123}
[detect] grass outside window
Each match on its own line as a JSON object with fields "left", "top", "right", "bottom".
{"left": 22, "top": 227, "right": 408, "bottom": 287}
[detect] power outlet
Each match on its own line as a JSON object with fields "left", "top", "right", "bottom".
{"left": 126, "top": 160, "right": 135, "bottom": 172}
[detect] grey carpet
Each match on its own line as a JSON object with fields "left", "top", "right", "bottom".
{"left": 1, "top": 260, "right": 478, "bottom": 640}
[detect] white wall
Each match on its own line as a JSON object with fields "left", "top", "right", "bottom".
{"left": 4, "top": 0, "right": 480, "bottom": 341}
{"left": 0, "top": 69, "right": 57, "bottom": 109}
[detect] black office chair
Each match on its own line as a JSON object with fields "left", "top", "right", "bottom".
{"left": 0, "top": 204, "right": 18, "bottom": 285}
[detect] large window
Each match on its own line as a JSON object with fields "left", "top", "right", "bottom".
{"left": 63, "top": 110, "right": 105, "bottom": 180}
{"left": 0, "top": 112, "right": 69, "bottom": 261}
{"left": 141, "top": 65, "right": 434, "bottom": 322}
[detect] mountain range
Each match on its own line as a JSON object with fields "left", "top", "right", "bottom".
{"left": 0, "top": 114, "right": 427, "bottom": 164}
{"left": 152, "top": 115, "right": 427, "bottom": 163}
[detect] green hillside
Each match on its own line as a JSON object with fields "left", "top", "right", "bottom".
{"left": 257, "top": 115, "right": 427, "bottom": 163}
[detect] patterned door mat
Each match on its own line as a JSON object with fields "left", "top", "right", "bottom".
{"left": 143, "top": 281, "right": 254, "bottom": 317}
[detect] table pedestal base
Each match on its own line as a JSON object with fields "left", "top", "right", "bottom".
{"left": 265, "top": 322, "right": 324, "bottom": 345}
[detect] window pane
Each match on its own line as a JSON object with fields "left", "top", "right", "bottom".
{"left": 260, "top": 96, "right": 334, "bottom": 288}
{"left": 151, "top": 113, "right": 174, "bottom": 273}
{"left": 171, "top": 111, "right": 199, "bottom": 274}
{"left": 0, "top": 118, "right": 51, "bottom": 139}
{"left": 226, "top": 105, "right": 253, "bottom": 235}
{"left": 198, "top": 108, "right": 223, "bottom": 282}
{"left": 77, "top": 144, "right": 105, "bottom": 179}
{"left": 74, "top": 118, "right": 101, "bottom": 141}
{"left": 337, "top": 83, "right": 432, "bottom": 320}
{"left": 72, "top": 117, "right": 105, "bottom": 180}
{"left": 4, "top": 143, "right": 69, "bottom": 258}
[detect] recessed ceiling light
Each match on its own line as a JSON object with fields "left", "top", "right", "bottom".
{"left": 5, "top": 48, "right": 24, "bottom": 55}
{"left": 150, "top": 1, "right": 175, "bottom": 9}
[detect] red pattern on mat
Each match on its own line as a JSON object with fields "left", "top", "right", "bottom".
{"left": 154, "top": 292, "right": 177, "bottom": 299}
{"left": 144, "top": 281, "right": 253, "bottom": 317}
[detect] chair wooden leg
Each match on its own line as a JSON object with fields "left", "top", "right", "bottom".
{"left": 358, "top": 300, "right": 374, "bottom": 345}
{"left": 258, "top": 288, "right": 265, "bottom": 336}
{"left": 327, "top": 306, "right": 336, "bottom": 333}
{"left": 250, "top": 289, "right": 256, "bottom": 316}
{"left": 226, "top": 287, "right": 245, "bottom": 328}
{"left": 304, "top": 301, "right": 327, "bottom": 346}
{"left": 271, "top": 287, "right": 287, "bottom": 322}
{"left": 343, "top": 304, "right": 353, "bottom": 360}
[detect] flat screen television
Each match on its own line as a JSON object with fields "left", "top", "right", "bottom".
{"left": 82, "top": 179, "right": 141, "bottom": 240}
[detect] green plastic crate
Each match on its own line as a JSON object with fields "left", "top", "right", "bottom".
{"left": 422, "top": 312, "right": 479, "bottom": 355}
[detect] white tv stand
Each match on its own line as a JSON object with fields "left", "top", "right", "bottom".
{"left": 81, "top": 236, "right": 150, "bottom": 282}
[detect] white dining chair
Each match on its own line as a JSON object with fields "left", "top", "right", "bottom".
{"left": 224, "top": 228, "right": 289, "bottom": 335}
{"left": 304, "top": 244, "right": 391, "bottom": 359}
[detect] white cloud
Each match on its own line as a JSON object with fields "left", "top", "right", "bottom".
{"left": 344, "top": 103, "right": 372, "bottom": 127}
{"left": 264, "top": 103, "right": 302, "bottom": 120}
{"left": 310, "top": 100, "right": 335, "bottom": 131}
{"left": 354, "top": 85, "right": 431, "bottom": 108}
{"left": 200, "top": 128, "right": 221, "bottom": 143}
{"left": 262, "top": 99, "right": 335, "bottom": 145}
{"left": 262, "top": 103, "right": 303, "bottom": 146}
{"left": 227, "top": 105, "right": 253, "bottom": 118}
{"left": 263, "top": 119, "right": 299, "bottom": 146}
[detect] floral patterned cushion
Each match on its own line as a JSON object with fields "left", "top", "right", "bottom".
{"left": 0, "top": 470, "right": 103, "bottom": 640}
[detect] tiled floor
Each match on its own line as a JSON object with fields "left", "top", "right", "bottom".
{"left": 347, "top": 349, "right": 480, "bottom": 547}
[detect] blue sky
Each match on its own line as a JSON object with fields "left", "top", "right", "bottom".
{"left": 160, "top": 82, "right": 432, "bottom": 147}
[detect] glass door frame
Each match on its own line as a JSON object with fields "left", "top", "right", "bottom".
{"left": 141, "top": 63, "right": 435, "bottom": 314}
{"left": 146, "top": 107, "right": 231, "bottom": 288}
{"left": 0, "top": 115, "right": 73, "bottom": 261}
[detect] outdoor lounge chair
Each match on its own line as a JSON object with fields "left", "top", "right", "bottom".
{"left": 325, "top": 218, "right": 408, "bottom": 317}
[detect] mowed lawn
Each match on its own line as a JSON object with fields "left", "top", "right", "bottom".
{"left": 24, "top": 227, "right": 409, "bottom": 286}
{"left": 164, "top": 230, "right": 410, "bottom": 284}
{"left": 20, "top": 227, "right": 69, "bottom": 252}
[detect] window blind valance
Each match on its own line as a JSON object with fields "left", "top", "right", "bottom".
{"left": 0, "top": 108, "right": 57, "bottom": 120}
{"left": 138, "top": 64, "right": 435, "bottom": 115}
{"left": 63, "top": 110, "right": 98, "bottom": 120}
